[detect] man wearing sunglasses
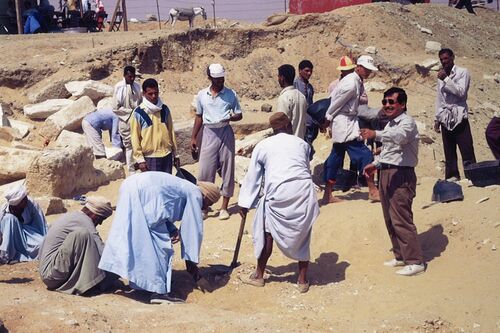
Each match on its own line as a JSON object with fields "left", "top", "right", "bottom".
{"left": 360, "top": 87, "right": 424, "bottom": 277}
{"left": 322, "top": 55, "right": 380, "bottom": 204}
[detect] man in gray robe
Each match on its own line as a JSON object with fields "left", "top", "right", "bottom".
{"left": 38, "top": 197, "right": 115, "bottom": 295}
{"left": 238, "top": 112, "right": 319, "bottom": 293}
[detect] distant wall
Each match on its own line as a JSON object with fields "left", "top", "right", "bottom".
{"left": 289, "top": 0, "right": 372, "bottom": 14}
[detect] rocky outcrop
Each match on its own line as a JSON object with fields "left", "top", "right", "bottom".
{"left": 39, "top": 96, "right": 95, "bottom": 140}
{"left": 0, "top": 147, "right": 40, "bottom": 185}
{"left": 26, "top": 146, "right": 125, "bottom": 198}
{"left": 23, "top": 99, "right": 74, "bottom": 120}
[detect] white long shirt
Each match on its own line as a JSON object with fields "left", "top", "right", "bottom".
{"left": 325, "top": 72, "right": 364, "bottom": 143}
{"left": 112, "top": 79, "right": 142, "bottom": 122}
{"left": 276, "top": 86, "right": 308, "bottom": 139}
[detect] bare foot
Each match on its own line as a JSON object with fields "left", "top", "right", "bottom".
{"left": 369, "top": 190, "right": 380, "bottom": 202}
{"left": 322, "top": 196, "right": 344, "bottom": 205}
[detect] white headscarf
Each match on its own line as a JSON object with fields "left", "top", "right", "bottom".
{"left": 5, "top": 184, "right": 29, "bottom": 206}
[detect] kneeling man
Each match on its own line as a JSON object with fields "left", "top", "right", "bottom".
{"left": 1, "top": 185, "right": 47, "bottom": 263}
{"left": 98, "top": 172, "right": 220, "bottom": 304}
{"left": 38, "top": 197, "right": 114, "bottom": 294}
{"left": 238, "top": 112, "right": 320, "bottom": 293}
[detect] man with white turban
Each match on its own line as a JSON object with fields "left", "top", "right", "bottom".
{"left": 99, "top": 172, "right": 220, "bottom": 304}
{"left": 238, "top": 112, "right": 319, "bottom": 293}
{"left": 38, "top": 196, "right": 115, "bottom": 295}
{"left": 0, "top": 184, "right": 47, "bottom": 264}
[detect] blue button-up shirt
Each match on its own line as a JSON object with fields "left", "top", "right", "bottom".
{"left": 84, "top": 108, "right": 121, "bottom": 147}
{"left": 196, "top": 86, "right": 242, "bottom": 125}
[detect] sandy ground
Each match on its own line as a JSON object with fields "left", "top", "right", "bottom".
{"left": 0, "top": 3, "right": 499, "bottom": 332}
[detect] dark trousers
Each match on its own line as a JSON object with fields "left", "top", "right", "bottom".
{"left": 486, "top": 117, "right": 500, "bottom": 159}
{"left": 441, "top": 119, "right": 476, "bottom": 180}
{"left": 145, "top": 153, "right": 173, "bottom": 174}
{"left": 324, "top": 140, "right": 373, "bottom": 182}
{"left": 455, "top": 0, "right": 476, "bottom": 14}
{"left": 304, "top": 125, "right": 319, "bottom": 160}
{"left": 379, "top": 168, "right": 423, "bottom": 265}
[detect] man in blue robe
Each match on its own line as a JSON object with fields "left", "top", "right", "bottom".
{"left": 0, "top": 184, "right": 47, "bottom": 264}
{"left": 98, "top": 172, "right": 220, "bottom": 304}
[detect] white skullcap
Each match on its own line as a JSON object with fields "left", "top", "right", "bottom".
{"left": 84, "top": 196, "right": 113, "bottom": 218}
{"left": 5, "top": 184, "right": 29, "bottom": 206}
{"left": 208, "top": 63, "right": 225, "bottom": 78}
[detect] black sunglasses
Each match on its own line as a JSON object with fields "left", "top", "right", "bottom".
{"left": 382, "top": 98, "right": 397, "bottom": 105}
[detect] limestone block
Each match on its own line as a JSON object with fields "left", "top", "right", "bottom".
{"left": 9, "top": 120, "right": 33, "bottom": 139}
{"left": 235, "top": 155, "right": 251, "bottom": 185}
{"left": 0, "top": 127, "right": 21, "bottom": 142}
{"left": 97, "top": 97, "right": 114, "bottom": 110}
{"left": 425, "top": 41, "right": 441, "bottom": 54}
{"left": 420, "top": 59, "right": 440, "bottom": 70}
{"left": 235, "top": 128, "right": 273, "bottom": 157}
{"left": 0, "top": 147, "right": 40, "bottom": 185}
{"left": 40, "top": 96, "right": 95, "bottom": 140}
{"left": 23, "top": 99, "right": 74, "bottom": 120}
{"left": 34, "top": 196, "right": 66, "bottom": 215}
{"left": 53, "top": 130, "right": 89, "bottom": 148}
{"left": 65, "top": 80, "right": 114, "bottom": 102}
{"left": 27, "top": 80, "right": 72, "bottom": 103}
{"left": 26, "top": 145, "right": 125, "bottom": 198}
{"left": 415, "top": 120, "right": 434, "bottom": 144}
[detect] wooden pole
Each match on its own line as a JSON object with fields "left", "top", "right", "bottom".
{"left": 122, "top": 0, "right": 128, "bottom": 31}
{"left": 14, "top": 0, "right": 23, "bottom": 34}
{"left": 155, "top": 0, "right": 161, "bottom": 30}
{"left": 79, "top": 0, "right": 83, "bottom": 18}
{"left": 108, "top": 0, "right": 121, "bottom": 31}
{"left": 211, "top": 0, "right": 216, "bottom": 28}
{"left": 284, "top": 0, "right": 287, "bottom": 12}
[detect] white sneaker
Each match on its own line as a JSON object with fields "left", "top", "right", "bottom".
{"left": 396, "top": 264, "right": 425, "bottom": 276}
{"left": 218, "top": 209, "right": 230, "bottom": 220}
{"left": 383, "top": 259, "right": 405, "bottom": 267}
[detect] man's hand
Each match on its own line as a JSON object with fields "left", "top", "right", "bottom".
{"left": 239, "top": 207, "right": 248, "bottom": 219}
{"left": 170, "top": 230, "right": 180, "bottom": 244}
{"left": 437, "top": 69, "right": 447, "bottom": 81}
{"left": 434, "top": 121, "right": 441, "bottom": 133}
{"left": 173, "top": 157, "right": 181, "bottom": 169}
{"left": 137, "top": 162, "right": 149, "bottom": 172}
{"left": 363, "top": 163, "right": 377, "bottom": 178}
{"left": 190, "top": 137, "right": 198, "bottom": 152}
{"left": 360, "top": 128, "right": 376, "bottom": 140}
{"left": 373, "top": 147, "right": 382, "bottom": 156}
{"left": 321, "top": 119, "right": 331, "bottom": 130}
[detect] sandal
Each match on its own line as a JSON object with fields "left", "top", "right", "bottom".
{"left": 239, "top": 272, "right": 265, "bottom": 287}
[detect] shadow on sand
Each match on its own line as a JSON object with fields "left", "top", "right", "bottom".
{"left": 0, "top": 277, "right": 33, "bottom": 284}
{"left": 418, "top": 224, "right": 449, "bottom": 263}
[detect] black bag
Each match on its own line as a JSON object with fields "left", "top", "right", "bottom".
{"left": 464, "top": 160, "right": 500, "bottom": 187}
{"left": 306, "top": 98, "right": 331, "bottom": 124}
{"left": 431, "top": 180, "right": 464, "bottom": 203}
{"left": 175, "top": 167, "right": 197, "bottom": 184}
{"left": 333, "top": 169, "right": 358, "bottom": 192}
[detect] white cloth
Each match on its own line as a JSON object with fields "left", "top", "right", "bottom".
{"left": 325, "top": 72, "right": 364, "bottom": 143}
{"left": 4, "top": 184, "right": 28, "bottom": 206}
{"left": 238, "top": 133, "right": 319, "bottom": 261}
{"left": 435, "top": 65, "right": 470, "bottom": 131}
{"left": 112, "top": 79, "right": 142, "bottom": 122}
{"left": 276, "top": 86, "right": 308, "bottom": 139}
{"left": 375, "top": 112, "right": 419, "bottom": 167}
{"left": 98, "top": 172, "right": 204, "bottom": 294}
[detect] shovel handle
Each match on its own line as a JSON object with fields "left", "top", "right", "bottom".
{"left": 230, "top": 214, "right": 247, "bottom": 268}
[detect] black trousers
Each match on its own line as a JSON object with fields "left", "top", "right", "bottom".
{"left": 441, "top": 119, "right": 476, "bottom": 179}
{"left": 486, "top": 117, "right": 500, "bottom": 159}
{"left": 455, "top": 0, "right": 476, "bottom": 14}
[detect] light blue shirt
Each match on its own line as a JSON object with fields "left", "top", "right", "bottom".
{"left": 84, "top": 108, "right": 121, "bottom": 148}
{"left": 196, "top": 86, "right": 242, "bottom": 125}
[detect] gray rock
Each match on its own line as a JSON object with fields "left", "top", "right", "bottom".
{"left": 364, "top": 46, "right": 378, "bottom": 54}
{"left": 235, "top": 128, "right": 273, "bottom": 157}
{"left": 40, "top": 96, "right": 95, "bottom": 141}
{"left": 65, "top": 80, "right": 114, "bottom": 102}
{"left": 420, "top": 59, "right": 440, "bottom": 70}
{"left": 0, "top": 147, "right": 40, "bottom": 185}
{"left": 261, "top": 103, "right": 273, "bottom": 112}
{"left": 425, "top": 41, "right": 441, "bottom": 54}
{"left": 364, "top": 81, "right": 387, "bottom": 92}
{"left": 420, "top": 27, "right": 433, "bottom": 35}
{"left": 26, "top": 146, "right": 125, "bottom": 198}
{"left": 34, "top": 196, "right": 66, "bottom": 215}
{"left": 23, "top": 99, "right": 74, "bottom": 120}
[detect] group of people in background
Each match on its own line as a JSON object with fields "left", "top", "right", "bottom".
{"left": 1, "top": 47, "right": 499, "bottom": 301}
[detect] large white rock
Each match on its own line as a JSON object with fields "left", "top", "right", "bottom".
{"left": 40, "top": 96, "right": 95, "bottom": 141}
{"left": 364, "top": 81, "right": 387, "bottom": 92}
{"left": 23, "top": 99, "right": 74, "bottom": 120}
{"left": 235, "top": 155, "right": 251, "bottom": 185}
{"left": 0, "top": 147, "right": 40, "bottom": 185}
{"left": 235, "top": 128, "right": 273, "bottom": 157}
{"left": 9, "top": 120, "right": 33, "bottom": 139}
{"left": 26, "top": 145, "right": 125, "bottom": 198}
{"left": 97, "top": 97, "right": 114, "bottom": 110}
{"left": 425, "top": 41, "right": 442, "bottom": 54}
{"left": 65, "top": 80, "right": 114, "bottom": 102}
{"left": 420, "top": 59, "right": 440, "bottom": 71}
{"left": 53, "top": 130, "right": 89, "bottom": 148}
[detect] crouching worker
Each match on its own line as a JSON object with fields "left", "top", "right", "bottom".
{"left": 38, "top": 197, "right": 117, "bottom": 295}
{"left": 238, "top": 113, "right": 320, "bottom": 293}
{"left": 98, "top": 172, "right": 220, "bottom": 304}
{"left": 1, "top": 185, "right": 47, "bottom": 264}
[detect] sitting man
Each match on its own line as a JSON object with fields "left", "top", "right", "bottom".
{"left": 38, "top": 197, "right": 116, "bottom": 295}
{"left": 0, "top": 184, "right": 47, "bottom": 264}
{"left": 98, "top": 172, "right": 220, "bottom": 304}
{"left": 238, "top": 113, "right": 320, "bottom": 293}
{"left": 82, "top": 108, "right": 122, "bottom": 159}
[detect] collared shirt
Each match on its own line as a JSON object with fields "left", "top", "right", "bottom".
{"left": 84, "top": 108, "right": 121, "bottom": 148}
{"left": 325, "top": 72, "right": 364, "bottom": 143}
{"left": 294, "top": 77, "right": 314, "bottom": 126}
{"left": 375, "top": 112, "right": 419, "bottom": 167}
{"left": 276, "top": 86, "right": 308, "bottom": 139}
{"left": 435, "top": 65, "right": 470, "bottom": 130}
{"left": 328, "top": 78, "right": 368, "bottom": 105}
{"left": 196, "top": 86, "right": 242, "bottom": 125}
{"left": 112, "top": 79, "right": 142, "bottom": 122}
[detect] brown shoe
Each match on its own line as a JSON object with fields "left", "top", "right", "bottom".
{"left": 239, "top": 272, "right": 264, "bottom": 287}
